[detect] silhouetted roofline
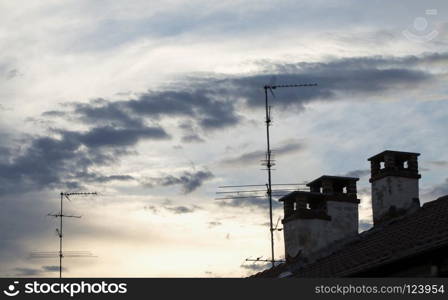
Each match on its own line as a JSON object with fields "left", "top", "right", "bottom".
{"left": 306, "top": 175, "right": 359, "bottom": 187}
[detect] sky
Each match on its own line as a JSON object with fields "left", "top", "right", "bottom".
{"left": 0, "top": 0, "right": 447, "bottom": 277}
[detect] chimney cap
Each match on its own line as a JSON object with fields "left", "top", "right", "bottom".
{"left": 368, "top": 150, "right": 420, "bottom": 162}
{"left": 306, "top": 175, "right": 359, "bottom": 188}
{"left": 278, "top": 190, "right": 324, "bottom": 202}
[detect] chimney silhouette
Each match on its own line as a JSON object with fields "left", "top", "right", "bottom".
{"left": 281, "top": 176, "right": 360, "bottom": 262}
{"left": 368, "top": 150, "right": 421, "bottom": 225}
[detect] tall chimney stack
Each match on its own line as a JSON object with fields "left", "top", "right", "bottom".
{"left": 281, "top": 176, "right": 360, "bottom": 262}
{"left": 368, "top": 150, "right": 421, "bottom": 225}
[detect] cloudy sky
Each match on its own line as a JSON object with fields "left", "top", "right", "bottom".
{"left": 1, "top": 0, "right": 447, "bottom": 277}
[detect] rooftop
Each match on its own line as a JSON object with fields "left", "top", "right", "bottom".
{"left": 251, "top": 195, "right": 448, "bottom": 278}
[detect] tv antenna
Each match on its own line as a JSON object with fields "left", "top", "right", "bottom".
{"left": 263, "top": 81, "right": 317, "bottom": 267}
{"left": 216, "top": 79, "right": 317, "bottom": 269}
{"left": 31, "top": 192, "right": 97, "bottom": 278}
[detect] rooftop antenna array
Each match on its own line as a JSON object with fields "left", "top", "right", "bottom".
{"left": 217, "top": 79, "right": 317, "bottom": 269}
{"left": 262, "top": 82, "right": 317, "bottom": 267}
{"left": 31, "top": 192, "right": 97, "bottom": 278}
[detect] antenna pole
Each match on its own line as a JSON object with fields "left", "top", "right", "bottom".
{"left": 46, "top": 191, "right": 96, "bottom": 278}
{"left": 264, "top": 86, "right": 275, "bottom": 268}
{"left": 262, "top": 82, "right": 317, "bottom": 268}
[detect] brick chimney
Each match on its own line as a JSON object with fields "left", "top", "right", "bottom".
{"left": 368, "top": 150, "right": 421, "bottom": 225}
{"left": 281, "top": 176, "right": 360, "bottom": 262}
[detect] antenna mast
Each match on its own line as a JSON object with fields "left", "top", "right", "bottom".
{"left": 47, "top": 192, "right": 97, "bottom": 278}
{"left": 263, "top": 82, "right": 317, "bottom": 268}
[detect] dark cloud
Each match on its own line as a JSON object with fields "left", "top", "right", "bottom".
{"left": 41, "top": 110, "right": 66, "bottom": 117}
{"left": 240, "top": 262, "right": 271, "bottom": 272}
{"left": 0, "top": 124, "right": 168, "bottom": 195}
{"left": 181, "top": 134, "right": 205, "bottom": 143}
{"left": 65, "top": 125, "right": 169, "bottom": 148}
{"left": 208, "top": 221, "right": 222, "bottom": 228}
{"left": 217, "top": 196, "right": 282, "bottom": 210}
{"left": 0, "top": 146, "right": 10, "bottom": 161}
{"left": 65, "top": 90, "right": 241, "bottom": 131}
{"left": 178, "top": 121, "right": 205, "bottom": 143}
{"left": 226, "top": 53, "right": 440, "bottom": 110}
{"left": 144, "top": 170, "right": 214, "bottom": 193}
{"left": 343, "top": 169, "right": 370, "bottom": 178}
{"left": 165, "top": 205, "right": 202, "bottom": 214}
{"left": 221, "top": 141, "right": 305, "bottom": 166}
{"left": 43, "top": 52, "right": 442, "bottom": 140}
{"left": 221, "top": 149, "right": 265, "bottom": 166}
{"left": 42, "top": 265, "right": 63, "bottom": 272}
{"left": 2, "top": 52, "right": 442, "bottom": 195}
{"left": 144, "top": 202, "right": 201, "bottom": 214}
{"left": 73, "top": 100, "right": 144, "bottom": 128}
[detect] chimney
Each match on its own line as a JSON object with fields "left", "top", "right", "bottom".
{"left": 368, "top": 150, "right": 421, "bottom": 225}
{"left": 281, "top": 176, "right": 360, "bottom": 262}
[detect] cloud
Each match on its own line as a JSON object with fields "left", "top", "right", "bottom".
{"left": 427, "top": 161, "right": 448, "bottom": 167}
{"left": 359, "top": 219, "right": 373, "bottom": 231}
{"left": 42, "top": 265, "right": 63, "bottom": 272}
{"left": 12, "top": 265, "right": 65, "bottom": 276}
{"left": 227, "top": 52, "right": 446, "bottom": 110}
{"left": 73, "top": 99, "right": 145, "bottom": 128}
{"left": 64, "top": 90, "right": 241, "bottom": 132}
{"left": 0, "top": 124, "right": 169, "bottom": 195}
{"left": 73, "top": 173, "right": 135, "bottom": 183}
{"left": 41, "top": 110, "right": 66, "bottom": 117}
{"left": 221, "top": 149, "right": 265, "bottom": 166}
{"left": 66, "top": 125, "right": 169, "bottom": 148}
{"left": 221, "top": 141, "right": 305, "bottom": 166}
{"left": 181, "top": 134, "right": 205, "bottom": 143}
{"left": 217, "top": 196, "right": 282, "bottom": 210}
{"left": 343, "top": 169, "right": 370, "bottom": 178}
{"left": 42, "top": 52, "right": 443, "bottom": 144}
{"left": 427, "top": 178, "right": 448, "bottom": 199}
{"left": 165, "top": 205, "right": 202, "bottom": 214}
{"left": 13, "top": 267, "right": 42, "bottom": 276}
{"left": 144, "top": 205, "right": 158, "bottom": 214}
{"left": 144, "top": 202, "right": 202, "bottom": 214}
{"left": 144, "top": 170, "right": 214, "bottom": 193}
{"left": 208, "top": 221, "right": 222, "bottom": 228}
{"left": 240, "top": 262, "right": 271, "bottom": 272}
